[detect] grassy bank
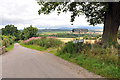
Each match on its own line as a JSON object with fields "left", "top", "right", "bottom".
{"left": 5, "top": 44, "right": 14, "bottom": 52}
{"left": 56, "top": 53, "right": 119, "bottom": 78}
{"left": 19, "top": 43, "right": 46, "bottom": 51}
{"left": 56, "top": 42, "right": 119, "bottom": 78}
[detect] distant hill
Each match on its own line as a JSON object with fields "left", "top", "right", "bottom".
{"left": 38, "top": 29, "right": 71, "bottom": 32}
{"left": 18, "top": 26, "right": 103, "bottom": 31}
{"left": 57, "top": 26, "right": 103, "bottom": 30}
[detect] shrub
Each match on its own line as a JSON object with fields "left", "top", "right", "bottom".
{"left": 2, "top": 35, "right": 10, "bottom": 47}
{"left": 24, "top": 36, "right": 63, "bottom": 49}
{"left": 18, "top": 40, "right": 23, "bottom": 43}
{"left": 2, "top": 35, "right": 16, "bottom": 47}
{"left": 58, "top": 41, "right": 91, "bottom": 54}
{"left": 58, "top": 41, "right": 118, "bottom": 66}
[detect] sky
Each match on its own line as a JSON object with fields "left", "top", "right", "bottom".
{"left": 0, "top": 0, "right": 103, "bottom": 30}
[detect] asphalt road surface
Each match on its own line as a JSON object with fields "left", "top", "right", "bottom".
{"left": 2, "top": 43, "right": 102, "bottom": 78}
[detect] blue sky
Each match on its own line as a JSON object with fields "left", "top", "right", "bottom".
{"left": 0, "top": 0, "right": 103, "bottom": 29}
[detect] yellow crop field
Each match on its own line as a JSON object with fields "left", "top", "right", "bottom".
{"left": 56, "top": 37, "right": 100, "bottom": 44}
{"left": 56, "top": 38, "right": 75, "bottom": 43}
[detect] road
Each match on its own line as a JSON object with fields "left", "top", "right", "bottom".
{"left": 2, "top": 43, "right": 102, "bottom": 78}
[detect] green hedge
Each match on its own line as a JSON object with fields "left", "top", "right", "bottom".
{"left": 24, "top": 37, "right": 63, "bottom": 49}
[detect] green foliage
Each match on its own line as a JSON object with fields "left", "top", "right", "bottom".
{"left": 2, "top": 25, "right": 21, "bottom": 41}
{"left": 59, "top": 42, "right": 91, "bottom": 54}
{"left": 57, "top": 42, "right": 119, "bottom": 78}
{"left": 2, "top": 35, "right": 10, "bottom": 47}
{"left": 56, "top": 53, "right": 119, "bottom": 78}
{"left": 38, "top": 33, "right": 102, "bottom": 38}
{"left": 2, "top": 35, "right": 16, "bottom": 47}
{"left": 21, "top": 25, "right": 38, "bottom": 40}
{"left": 24, "top": 37, "right": 63, "bottom": 49}
{"left": 83, "top": 34, "right": 88, "bottom": 40}
{"left": 18, "top": 40, "right": 23, "bottom": 43}
{"left": 37, "top": 2, "right": 109, "bottom": 25}
{"left": 5, "top": 44, "right": 14, "bottom": 52}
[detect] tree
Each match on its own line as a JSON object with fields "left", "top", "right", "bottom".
{"left": 22, "top": 25, "right": 38, "bottom": 40}
{"left": 118, "top": 30, "right": 120, "bottom": 39}
{"left": 37, "top": 1, "right": 120, "bottom": 43}
{"left": 2, "top": 24, "right": 21, "bottom": 41}
{"left": 83, "top": 34, "right": 88, "bottom": 40}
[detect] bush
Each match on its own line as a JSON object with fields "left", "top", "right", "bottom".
{"left": 2, "top": 35, "right": 16, "bottom": 47}
{"left": 58, "top": 41, "right": 118, "bottom": 65}
{"left": 18, "top": 40, "right": 23, "bottom": 43}
{"left": 8, "top": 35, "right": 16, "bottom": 45}
{"left": 57, "top": 41, "right": 119, "bottom": 78}
{"left": 24, "top": 37, "right": 63, "bottom": 49}
{"left": 58, "top": 41, "right": 91, "bottom": 54}
{"left": 2, "top": 35, "right": 10, "bottom": 47}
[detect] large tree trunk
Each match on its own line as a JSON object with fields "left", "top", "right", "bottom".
{"left": 101, "top": 2, "right": 120, "bottom": 43}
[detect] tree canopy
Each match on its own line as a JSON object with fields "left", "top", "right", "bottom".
{"left": 21, "top": 25, "right": 38, "bottom": 40}
{"left": 37, "top": 2, "right": 108, "bottom": 25}
{"left": 2, "top": 25, "right": 21, "bottom": 41}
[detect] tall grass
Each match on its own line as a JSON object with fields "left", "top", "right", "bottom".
{"left": 57, "top": 41, "right": 119, "bottom": 78}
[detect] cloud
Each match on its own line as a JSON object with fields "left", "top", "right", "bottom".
{"left": 0, "top": 0, "right": 103, "bottom": 29}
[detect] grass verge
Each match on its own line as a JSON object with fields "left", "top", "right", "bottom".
{"left": 19, "top": 43, "right": 46, "bottom": 51}
{"left": 55, "top": 53, "right": 120, "bottom": 78}
{"left": 46, "top": 48, "right": 119, "bottom": 78}
{"left": 5, "top": 44, "right": 14, "bottom": 52}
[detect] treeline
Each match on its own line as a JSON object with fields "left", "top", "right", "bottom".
{"left": 38, "top": 33, "right": 102, "bottom": 38}
{"left": 118, "top": 30, "right": 120, "bottom": 39}
{"left": 1, "top": 24, "right": 38, "bottom": 51}
{"left": 2, "top": 24, "right": 38, "bottom": 41}
{"left": 38, "top": 29, "right": 71, "bottom": 32}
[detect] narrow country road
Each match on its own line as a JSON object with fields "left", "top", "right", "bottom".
{"left": 2, "top": 43, "right": 102, "bottom": 78}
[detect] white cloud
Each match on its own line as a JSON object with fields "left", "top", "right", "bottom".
{"left": 0, "top": 0, "right": 103, "bottom": 29}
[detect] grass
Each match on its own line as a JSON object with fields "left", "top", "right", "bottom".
{"left": 55, "top": 53, "right": 120, "bottom": 78}
{"left": 19, "top": 43, "right": 46, "bottom": 51}
{"left": 48, "top": 49, "right": 57, "bottom": 55}
{"left": 5, "top": 44, "right": 14, "bottom": 52}
{"left": 19, "top": 42, "right": 120, "bottom": 78}
{"left": 20, "top": 43, "right": 58, "bottom": 54}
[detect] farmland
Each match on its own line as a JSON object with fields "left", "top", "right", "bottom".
{"left": 37, "top": 29, "right": 103, "bottom": 44}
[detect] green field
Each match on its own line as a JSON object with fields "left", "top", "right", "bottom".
{"left": 39, "top": 31, "right": 71, "bottom": 34}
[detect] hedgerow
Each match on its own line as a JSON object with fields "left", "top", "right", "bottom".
{"left": 24, "top": 36, "right": 63, "bottom": 49}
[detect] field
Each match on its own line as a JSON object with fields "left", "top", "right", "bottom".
{"left": 40, "top": 31, "right": 71, "bottom": 35}
{"left": 56, "top": 37, "right": 99, "bottom": 44}
{"left": 37, "top": 29, "right": 71, "bottom": 35}
{"left": 56, "top": 38, "right": 75, "bottom": 43}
